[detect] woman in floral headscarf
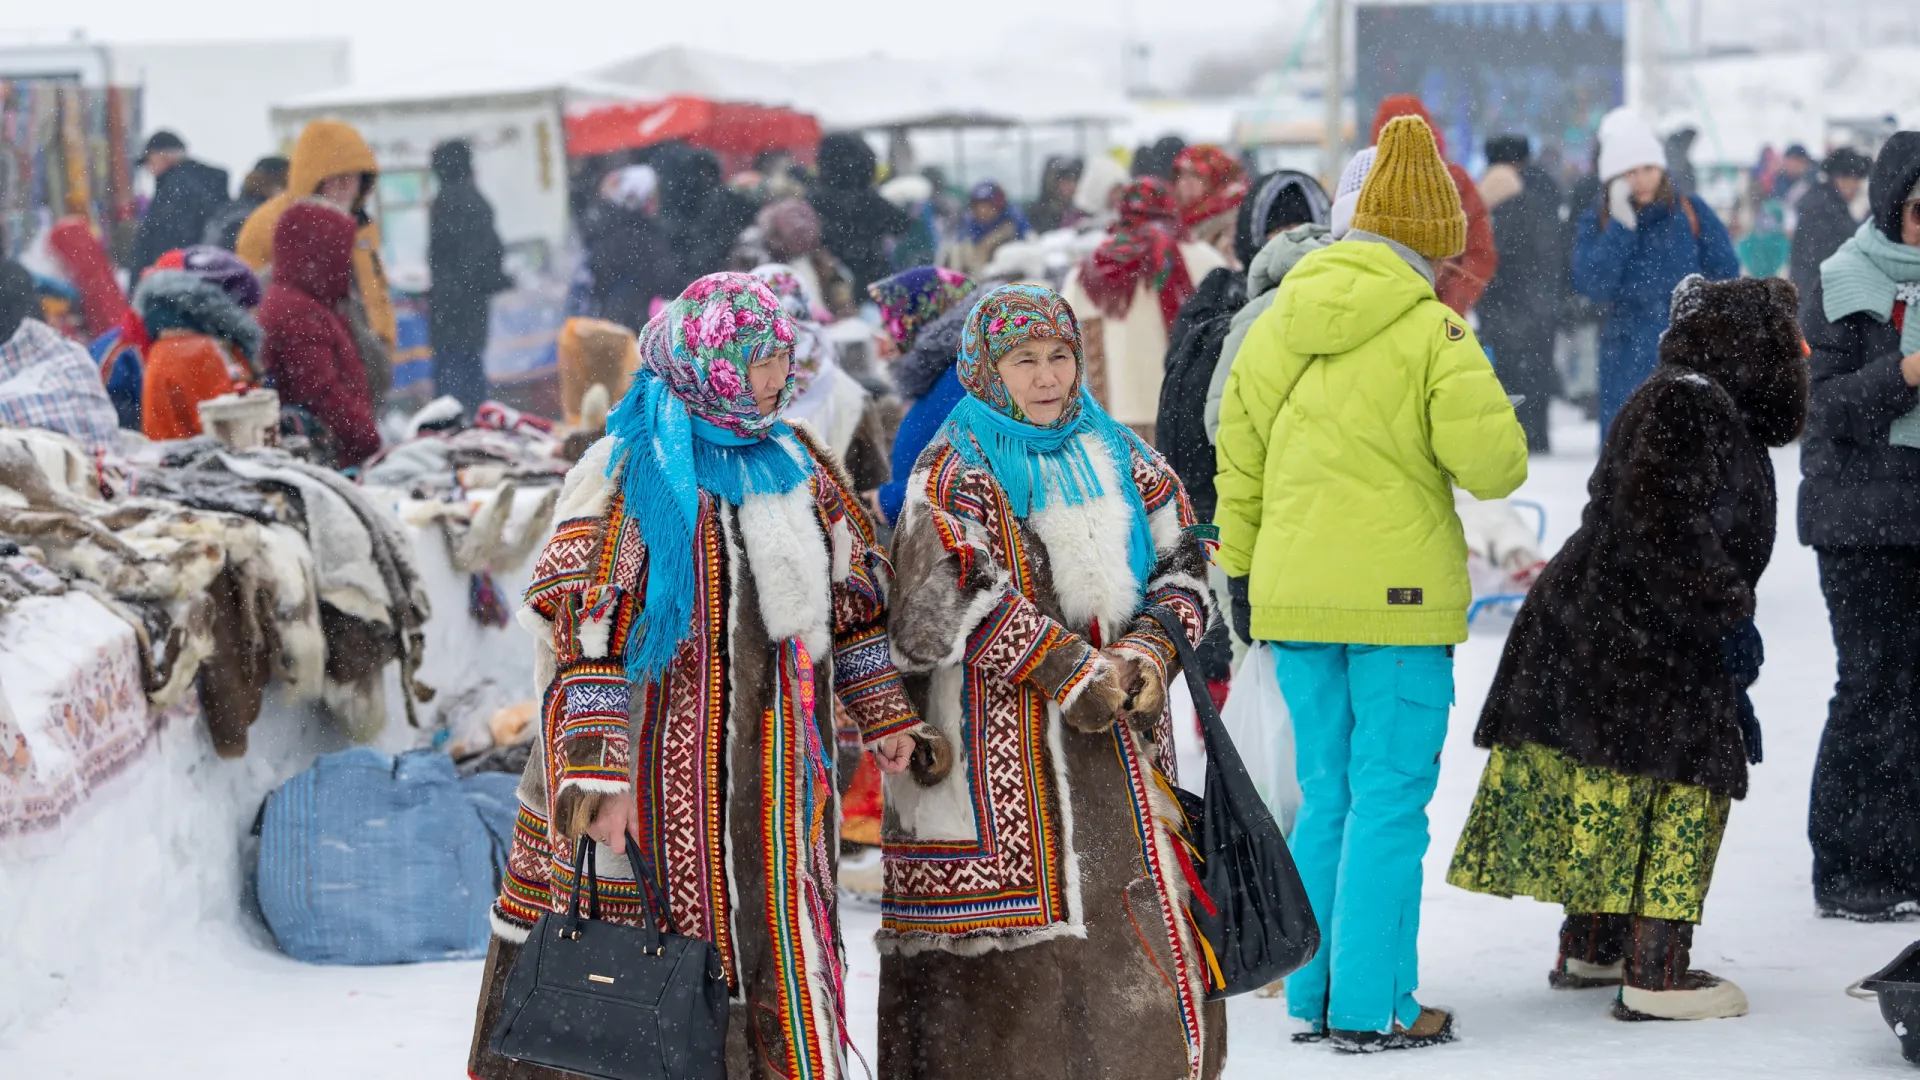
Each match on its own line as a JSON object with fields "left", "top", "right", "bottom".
{"left": 469, "top": 272, "right": 937, "bottom": 1080}
{"left": 878, "top": 283, "right": 1224, "bottom": 1080}
{"left": 1063, "top": 178, "right": 1229, "bottom": 441}
{"left": 1174, "top": 144, "right": 1252, "bottom": 262}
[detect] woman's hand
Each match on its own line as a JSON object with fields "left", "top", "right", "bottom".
{"left": 871, "top": 732, "right": 916, "bottom": 774}
{"left": 557, "top": 788, "right": 638, "bottom": 855}
{"left": 1900, "top": 349, "right": 1920, "bottom": 388}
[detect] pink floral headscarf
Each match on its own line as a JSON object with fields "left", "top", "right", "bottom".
{"left": 638, "top": 272, "right": 798, "bottom": 439}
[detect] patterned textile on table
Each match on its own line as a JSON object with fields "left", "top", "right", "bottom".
{"left": 0, "top": 319, "right": 121, "bottom": 455}
{"left": 0, "top": 592, "right": 195, "bottom": 838}
{"left": 881, "top": 438, "right": 1207, "bottom": 938}
{"left": 1447, "top": 741, "right": 1732, "bottom": 924}
{"left": 492, "top": 430, "right": 918, "bottom": 1079}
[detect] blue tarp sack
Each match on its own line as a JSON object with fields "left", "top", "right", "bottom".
{"left": 257, "top": 747, "right": 521, "bottom": 965}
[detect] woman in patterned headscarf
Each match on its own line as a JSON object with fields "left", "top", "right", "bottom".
{"left": 1175, "top": 144, "right": 1252, "bottom": 262}
{"left": 1063, "top": 179, "right": 1229, "bottom": 441}
{"left": 869, "top": 265, "right": 977, "bottom": 524}
{"left": 469, "top": 272, "right": 938, "bottom": 1080}
{"left": 879, "top": 283, "right": 1224, "bottom": 1080}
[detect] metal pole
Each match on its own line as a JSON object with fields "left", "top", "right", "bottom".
{"left": 1322, "top": 0, "right": 1345, "bottom": 188}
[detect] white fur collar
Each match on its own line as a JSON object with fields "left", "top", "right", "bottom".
{"left": 554, "top": 436, "right": 616, "bottom": 522}
{"left": 734, "top": 437, "right": 832, "bottom": 657}
{"left": 553, "top": 433, "right": 832, "bottom": 657}
{"left": 1026, "top": 433, "right": 1141, "bottom": 640}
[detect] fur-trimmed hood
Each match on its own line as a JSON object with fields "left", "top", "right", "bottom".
{"left": 1659, "top": 274, "right": 1808, "bottom": 447}
{"left": 135, "top": 270, "right": 264, "bottom": 358}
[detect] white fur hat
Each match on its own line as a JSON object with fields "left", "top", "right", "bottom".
{"left": 1597, "top": 108, "right": 1665, "bottom": 183}
{"left": 1329, "top": 146, "right": 1378, "bottom": 239}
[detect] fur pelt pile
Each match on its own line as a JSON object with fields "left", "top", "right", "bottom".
{"left": 0, "top": 431, "right": 432, "bottom": 756}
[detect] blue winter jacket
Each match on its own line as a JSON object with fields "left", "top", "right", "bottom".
{"left": 1573, "top": 193, "right": 1739, "bottom": 441}
{"left": 877, "top": 363, "right": 966, "bottom": 524}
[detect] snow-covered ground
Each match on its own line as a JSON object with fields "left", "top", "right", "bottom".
{"left": 4, "top": 409, "right": 1917, "bottom": 1076}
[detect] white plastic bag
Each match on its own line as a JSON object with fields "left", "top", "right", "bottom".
{"left": 1218, "top": 643, "right": 1301, "bottom": 834}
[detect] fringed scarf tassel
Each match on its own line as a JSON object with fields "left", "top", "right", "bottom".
{"left": 943, "top": 388, "right": 1159, "bottom": 590}
{"left": 607, "top": 373, "right": 810, "bottom": 684}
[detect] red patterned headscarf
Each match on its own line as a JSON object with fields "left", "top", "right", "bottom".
{"left": 1174, "top": 145, "right": 1251, "bottom": 229}
{"left": 1076, "top": 177, "right": 1195, "bottom": 331}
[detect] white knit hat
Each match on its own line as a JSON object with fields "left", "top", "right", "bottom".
{"left": 1597, "top": 108, "right": 1665, "bottom": 183}
{"left": 1074, "top": 153, "right": 1131, "bottom": 217}
{"left": 1329, "top": 146, "right": 1378, "bottom": 239}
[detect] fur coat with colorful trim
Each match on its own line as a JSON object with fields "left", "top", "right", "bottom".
{"left": 469, "top": 422, "right": 922, "bottom": 1080}
{"left": 876, "top": 431, "right": 1225, "bottom": 1080}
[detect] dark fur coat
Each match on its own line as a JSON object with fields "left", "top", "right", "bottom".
{"left": 1474, "top": 276, "right": 1808, "bottom": 799}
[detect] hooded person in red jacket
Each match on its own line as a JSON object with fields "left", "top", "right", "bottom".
{"left": 256, "top": 200, "right": 379, "bottom": 466}
{"left": 1371, "top": 94, "right": 1498, "bottom": 316}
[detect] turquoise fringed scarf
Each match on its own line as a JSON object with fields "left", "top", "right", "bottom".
{"left": 944, "top": 283, "right": 1158, "bottom": 593}
{"left": 605, "top": 274, "right": 809, "bottom": 683}
{"left": 1823, "top": 221, "right": 1920, "bottom": 447}
{"left": 607, "top": 373, "right": 808, "bottom": 683}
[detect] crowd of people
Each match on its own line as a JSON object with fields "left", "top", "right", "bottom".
{"left": 7, "top": 86, "right": 1920, "bottom": 1074}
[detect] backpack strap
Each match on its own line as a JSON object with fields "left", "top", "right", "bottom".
{"left": 1680, "top": 194, "right": 1700, "bottom": 239}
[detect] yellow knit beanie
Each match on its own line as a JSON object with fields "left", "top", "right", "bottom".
{"left": 1351, "top": 115, "right": 1466, "bottom": 261}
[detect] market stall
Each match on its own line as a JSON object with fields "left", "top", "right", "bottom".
{"left": 0, "top": 78, "right": 142, "bottom": 259}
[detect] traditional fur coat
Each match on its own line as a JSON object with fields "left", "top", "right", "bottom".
{"left": 878, "top": 431, "right": 1225, "bottom": 1080}
{"left": 469, "top": 425, "right": 922, "bottom": 1080}
{"left": 1475, "top": 276, "right": 1808, "bottom": 800}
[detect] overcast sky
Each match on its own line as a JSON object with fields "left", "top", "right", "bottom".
{"left": 2, "top": 0, "right": 1298, "bottom": 87}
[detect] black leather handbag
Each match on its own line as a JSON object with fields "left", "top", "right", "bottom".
{"left": 1146, "top": 607, "right": 1320, "bottom": 999}
{"left": 489, "top": 834, "right": 729, "bottom": 1080}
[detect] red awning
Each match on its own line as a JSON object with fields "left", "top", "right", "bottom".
{"left": 565, "top": 96, "right": 821, "bottom": 168}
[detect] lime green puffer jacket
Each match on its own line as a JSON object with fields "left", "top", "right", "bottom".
{"left": 1214, "top": 238, "right": 1528, "bottom": 645}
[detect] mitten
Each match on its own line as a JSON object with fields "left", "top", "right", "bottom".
{"left": 1228, "top": 575, "right": 1253, "bottom": 644}
{"left": 1063, "top": 655, "right": 1130, "bottom": 733}
{"left": 1608, "top": 177, "right": 1637, "bottom": 231}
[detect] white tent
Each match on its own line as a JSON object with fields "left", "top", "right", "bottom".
{"left": 269, "top": 63, "right": 643, "bottom": 292}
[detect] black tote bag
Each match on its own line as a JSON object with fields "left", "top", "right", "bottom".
{"left": 1146, "top": 607, "right": 1320, "bottom": 999}
{"left": 490, "top": 834, "right": 729, "bottom": 1080}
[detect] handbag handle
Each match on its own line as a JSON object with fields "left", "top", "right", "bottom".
{"left": 566, "top": 833, "right": 669, "bottom": 948}
{"left": 1143, "top": 606, "right": 1256, "bottom": 782}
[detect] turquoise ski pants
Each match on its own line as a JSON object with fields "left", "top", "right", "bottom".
{"left": 1274, "top": 642, "right": 1453, "bottom": 1033}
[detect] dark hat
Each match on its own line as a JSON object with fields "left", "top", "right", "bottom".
{"left": 253, "top": 155, "right": 290, "bottom": 178}
{"left": 1234, "top": 170, "right": 1331, "bottom": 265}
{"left": 1870, "top": 132, "right": 1920, "bottom": 241}
{"left": 1485, "top": 134, "right": 1531, "bottom": 166}
{"left": 1824, "top": 147, "right": 1874, "bottom": 178}
{"left": 138, "top": 129, "right": 186, "bottom": 163}
{"left": 150, "top": 246, "right": 263, "bottom": 309}
{"left": 1784, "top": 143, "right": 1813, "bottom": 161}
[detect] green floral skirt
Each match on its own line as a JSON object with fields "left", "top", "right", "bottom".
{"left": 1446, "top": 742, "right": 1731, "bottom": 923}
